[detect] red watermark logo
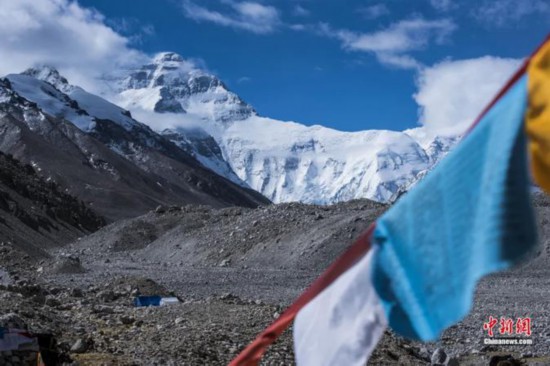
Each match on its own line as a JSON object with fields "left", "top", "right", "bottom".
{"left": 483, "top": 316, "right": 532, "bottom": 337}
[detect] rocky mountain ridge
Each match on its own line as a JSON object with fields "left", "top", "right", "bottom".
{"left": 0, "top": 72, "right": 270, "bottom": 221}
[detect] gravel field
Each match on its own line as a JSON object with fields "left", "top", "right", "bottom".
{"left": 1, "top": 196, "right": 549, "bottom": 365}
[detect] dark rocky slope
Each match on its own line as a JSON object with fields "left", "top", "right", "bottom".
{"left": 0, "top": 150, "right": 104, "bottom": 262}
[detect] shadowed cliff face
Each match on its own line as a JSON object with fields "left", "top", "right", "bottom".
{"left": 0, "top": 150, "right": 105, "bottom": 259}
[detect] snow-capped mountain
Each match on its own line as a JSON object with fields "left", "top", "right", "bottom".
{"left": 24, "top": 65, "right": 250, "bottom": 188}
{"left": 0, "top": 69, "right": 269, "bottom": 220}
{"left": 18, "top": 66, "right": 251, "bottom": 188}
{"left": 99, "top": 52, "right": 456, "bottom": 204}
{"left": 1, "top": 54, "right": 457, "bottom": 208}
{"left": 404, "top": 127, "right": 460, "bottom": 165}
{"left": 108, "top": 52, "right": 255, "bottom": 124}
{"left": 161, "top": 126, "right": 248, "bottom": 187}
{"left": 219, "top": 117, "right": 433, "bottom": 203}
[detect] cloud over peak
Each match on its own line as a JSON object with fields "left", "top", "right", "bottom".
{"left": 0, "top": 0, "right": 147, "bottom": 92}
{"left": 320, "top": 17, "right": 456, "bottom": 69}
{"left": 414, "top": 56, "right": 522, "bottom": 136}
{"left": 181, "top": 0, "right": 281, "bottom": 34}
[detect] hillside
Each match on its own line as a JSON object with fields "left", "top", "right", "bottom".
{"left": 0, "top": 150, "right": 104, "bottom": 262}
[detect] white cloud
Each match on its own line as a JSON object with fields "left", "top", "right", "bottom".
{"left": 474, "top": 0, "right": 550, "bottom": 26}
{"left": 107, "top": 17, "right": 156, "bottom": 44}
{"left": 357, "top": 4, "right": 390, "bottom": 19}
{"left": 319, "top": 18, "right": 456, "bottom": 69}
{"left": 237, "top": 76, "right": 251, "bottom": 83}
{"left": 377, "top": 54, "right": 421, "bottom": 69}
{"left": 289, "top": 23, "right": 306, "bottom": 31}
{"left": 181, "top": 0, "right": 281, "bottom": 34}
{"left": 414, "top": 56, "right": 522, "bottom": 136}
{"left": 293, "top": 5, "right": 310, "bottom": 17}
{"left": 142, "top": 24, "right": 156, "bottom": 36}
{"left": 429, "top": 0, "right": 455, "bottom": 12}
{"left": 0, "top": 0, "right": 148, "bottom": 92}
{"left": 127, "top": 108, "right": 206, "bottom": 132}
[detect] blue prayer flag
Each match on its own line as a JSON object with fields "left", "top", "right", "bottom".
{"left": 372, "top": 75, "right": 537, "bottom": 341}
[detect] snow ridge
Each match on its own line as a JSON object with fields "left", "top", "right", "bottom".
{"left": 95, "top": 52, "right": 457, "bottom": 203}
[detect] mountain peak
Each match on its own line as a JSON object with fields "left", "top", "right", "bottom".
{"left": 22, "top": 65, "right": 72, "bottom": 93}
{"left": 153, "top": 52, "right": 186, "bottom": 64}
{"left": 110, "top": 52, "right": 256, "bottom": 121}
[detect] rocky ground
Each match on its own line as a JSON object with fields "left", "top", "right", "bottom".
{"left": 1, "top": 196, "right": 549, "bottom": 365}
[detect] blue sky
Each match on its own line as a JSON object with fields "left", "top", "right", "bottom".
{"left": 2, "top": 0, "right": 549, "bottom": 133}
